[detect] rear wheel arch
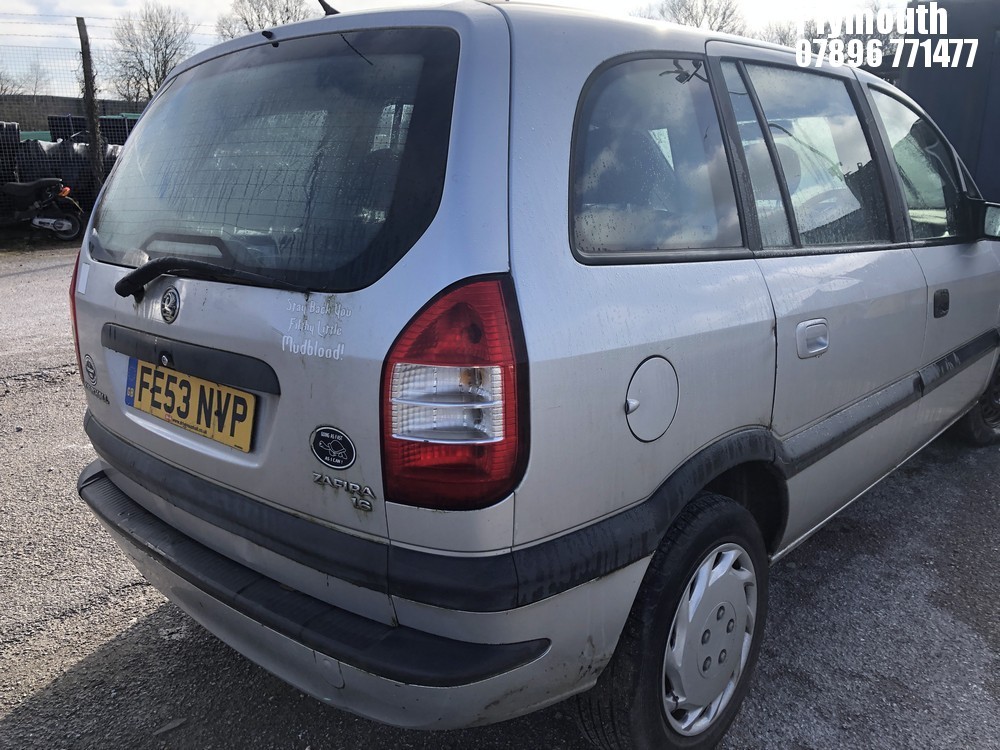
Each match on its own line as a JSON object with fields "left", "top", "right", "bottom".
{"left": 955, "top": 358, "right": 1000, "bottom": 445}
{"left": 573, "top": 434, "right": 788, "bottom": 748}
{"left": 704, "top": 461, "right": 787, "bottom": 555}
{"left": 511, "top": 429, "right": 788, "bottom": 609}
{"left": 653, "top": 428, "right": 788, "bottom": 556}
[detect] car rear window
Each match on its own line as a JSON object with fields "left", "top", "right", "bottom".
{"left": 90, "top": 28, "right": 460, "bottom": 292}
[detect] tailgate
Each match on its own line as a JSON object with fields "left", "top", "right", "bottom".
{"left": 72, "top": 10, "right": 512, "bottom": 546}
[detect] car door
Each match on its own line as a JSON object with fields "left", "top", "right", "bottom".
{"left": 709, "top": 43, "right": 927, "bottom": 549}
{"left": 865, "top": 85, "right": 1000, "bottom": 447}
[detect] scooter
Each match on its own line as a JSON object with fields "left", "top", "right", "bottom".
{"left": 0, "top": 177, "right": 85, "bottom": 241}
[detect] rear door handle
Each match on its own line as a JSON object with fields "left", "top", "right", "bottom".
{"left": 795, "top": 318, "right": 829, "bottom": 359}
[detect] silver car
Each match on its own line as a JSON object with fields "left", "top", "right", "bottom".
{"left": 71, "top": 3, "right": 1000, "bottom": 748}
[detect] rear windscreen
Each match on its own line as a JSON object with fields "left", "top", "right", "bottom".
{"left": 90, "top": 28, "right": 460, "bottom": 292}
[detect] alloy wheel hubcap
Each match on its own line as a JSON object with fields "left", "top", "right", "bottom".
{"left": 662, "top": 542, "right": 757, "bottom": 736}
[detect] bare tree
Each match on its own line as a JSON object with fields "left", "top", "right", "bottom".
{"left": 216, "top": 0, "right": 316, "bottom": 40}
{"left": 636, "top": 0, "right": 746, "bottom": 35}
{"left": 755, "top": 21, "right": 799, "bottom": 48}
{"left": 0, "top": 69, "right": 25, "bottom": 97}
{"left": 111, "top": 1, "right": 194, "bottom": 105}
{"left": 841, "top": 0, "right": 895, "bottom": 47}
{"left": 216, "top": 15, "right": 245, "bottom": 40}
{"left": 24, "top": 59, "right": 51, "bottom": 97}
{"left": 790, "top": 0, "right": 896, "bottom": 63}
{"left": 747, "top": 0, "right": 900, "bottom": 60}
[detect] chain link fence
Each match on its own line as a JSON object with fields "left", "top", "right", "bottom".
{"left": 0, "top": 14, "right": 214, "bottom": 212}
{"left": 2, "top": 35, "right": 127, "bottom": 212}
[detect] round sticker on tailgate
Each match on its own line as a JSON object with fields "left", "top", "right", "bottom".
{"left": 84, "top": 354, "right": 98, "bottom": 385}
{"left": 310, "top": 426, "right": 356, "bottom": 470}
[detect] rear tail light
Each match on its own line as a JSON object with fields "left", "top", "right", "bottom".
{"left": 69, "top": 250, "right": 83, "bottom": 382}
{"left": 59, "top": 186, "right": 70, "bottom": 197}
{"left": 381, "top": 277, "right": 528, "bottom": 510}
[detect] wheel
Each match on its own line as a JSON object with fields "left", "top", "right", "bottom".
{"left": 955, "top": 363, "right": 1000, "bottom": 445}
{"left": 53, "top": 212, "right": 82, "bottom": 242}
{"left": 575, "top": 492, "right": 768, "bottom": 750}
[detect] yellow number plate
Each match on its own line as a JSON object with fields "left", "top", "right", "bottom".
{"left": 125, "top": 358, "right": 256, "bottom": 452}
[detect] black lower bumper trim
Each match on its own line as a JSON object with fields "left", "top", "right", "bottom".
{"left": 84, "top": 414, "right": 524, "bottom": 611}
{"left": 78, "top": 466, "right": 549, "bottom": 688}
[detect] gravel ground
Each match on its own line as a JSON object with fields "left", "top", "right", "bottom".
{"left": 1, "top": 245, "right": 998, "bottom": 749}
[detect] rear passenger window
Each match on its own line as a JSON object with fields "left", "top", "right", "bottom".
{"left": 720, "top": 62, "right": 792, "bottom": 248}
{"left": 571, "top": 58, "right": 741, "bottom": 256}
{"left": 869, "top": 90, "right": 964, "bottom": 240}
{"left": 744, "top": 65, "right": 891, "bottom": 247}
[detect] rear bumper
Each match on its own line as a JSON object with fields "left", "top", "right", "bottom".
{"left": 79, "top": 463, "right": 549, "bottom": 726}
{"left": 78, "top": 460, "right": 650, "bottom": 728}
{"left": 80, "top": 465, "right": 548, "bottom": 686}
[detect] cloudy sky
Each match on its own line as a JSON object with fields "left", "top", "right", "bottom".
{"left": 2, "top": 0, "right": 906, "bottom": 44}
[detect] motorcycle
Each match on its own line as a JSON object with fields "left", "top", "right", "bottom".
{"left": 0, "top": 177, "right": 85, "bottom": 241}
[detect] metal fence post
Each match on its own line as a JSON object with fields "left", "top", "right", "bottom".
{"left": 76, "top": 17, "right": 105, "bottom": 194}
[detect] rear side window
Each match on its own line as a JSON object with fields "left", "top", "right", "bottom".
{"left": 91, "top": 29, "right": 459, "bottom": 293}
{"left": 744, "top": 65, "right": 890, "bottom": 247}
{"left": 869, "top": 89, "right": 965, "bottom": 240}
{"left": 571, "top": 58, "right": 741, "bottom": 256}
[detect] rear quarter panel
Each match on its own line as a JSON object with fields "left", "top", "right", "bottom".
{"left": 502, "top": 8, "right": 776, "bottom": 546}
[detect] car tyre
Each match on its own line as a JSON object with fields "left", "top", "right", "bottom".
{"left": 575, "top": 492, "right": 768, "bottom": 750}
{"left": 955, "top": 364, "right": 1000, "bottom": 445}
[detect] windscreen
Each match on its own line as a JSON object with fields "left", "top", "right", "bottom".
{"left": 90, "top": 28, "right": 460, "bottom": 292}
